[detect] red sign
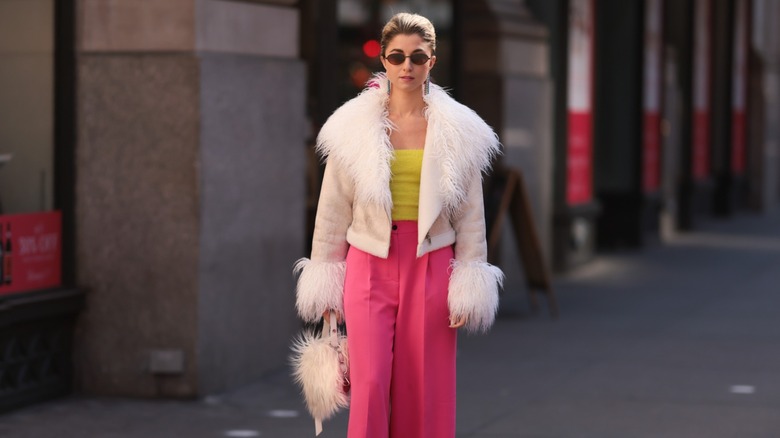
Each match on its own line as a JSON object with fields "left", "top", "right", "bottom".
{"left": 0, "top": 211, "right": 62, "bottom": 295}
{"left": 567, "top": 113, "right": 593, "bottom": 204}
{"left": 566, "top": 0, "right": 595, "bottom": 205}
{"left": 692, "top": 111, "right": 710, "bottom": 179}
{"left": 731, "top": 113, "right": 746, "bottom": 173}
{"left": 692, "top": 0, "right": 711, "bottom": 180}
{"left": 731, "top": 0, "right": 748, "bottom": 174}
{"left": 642, "top": 0, "right": 663, "bottom": 193}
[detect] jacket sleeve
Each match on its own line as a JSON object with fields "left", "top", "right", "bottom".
{"left": 293, "top": 158, "right": 353, "bottom": 322}
{"left": 448, "top": 173, "right": 504, "bottom": 333}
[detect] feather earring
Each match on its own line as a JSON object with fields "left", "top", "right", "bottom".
{"left": 387, "top": 79, "right": 391, "bottom": 95}
{"left": 424, "top": 75, "right": 431, "bottom": 96}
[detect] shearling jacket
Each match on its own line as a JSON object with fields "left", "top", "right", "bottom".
{"left": 294, "top": 74, "right": 504, "bottom": 333}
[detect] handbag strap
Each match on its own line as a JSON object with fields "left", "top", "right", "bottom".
{"left": 328, "top": 312, "right": 339, "bottom": 348}
{"left": 314, "top": 312, "right": 343, "bottom": 436}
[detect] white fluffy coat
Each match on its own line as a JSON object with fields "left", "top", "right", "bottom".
{"left": 294, "top": 74, "right": 504, "bottom": 333}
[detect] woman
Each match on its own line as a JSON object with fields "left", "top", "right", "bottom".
{"left": 294, "top": 12, "right": 503, "bottom": 438}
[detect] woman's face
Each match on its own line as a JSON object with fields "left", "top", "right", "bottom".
{"left": 381, "top": 33, "right": 436, "bottom": 95}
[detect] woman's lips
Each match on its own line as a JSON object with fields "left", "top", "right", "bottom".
{"left": 400, "top": 76, "right": 414, "bottom": 82}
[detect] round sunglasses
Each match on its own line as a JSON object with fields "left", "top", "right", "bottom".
{"left": 383, "top": 52, "right": 432, "bottom": 66}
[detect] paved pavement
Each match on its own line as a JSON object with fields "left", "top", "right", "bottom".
{"left": 1, "top": 210, "right": 779, "bottom": 438}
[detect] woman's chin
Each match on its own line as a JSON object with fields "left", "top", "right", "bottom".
{"left": 391, "top": 82, "right": 423, "bottom": 94}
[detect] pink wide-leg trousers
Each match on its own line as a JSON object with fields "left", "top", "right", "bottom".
{"left": 343, "top": 221, "right": 457, "bottom": 438}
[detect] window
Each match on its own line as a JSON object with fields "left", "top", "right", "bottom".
{"left": 0, "top": 0, "right": 55, "bottom": 214}
{"left": 0, "top": 0, "right": 62, "bottom": 295}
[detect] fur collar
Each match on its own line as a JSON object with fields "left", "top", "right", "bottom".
{"left": 316, "top": 73, "right": 500, "bottom": 217}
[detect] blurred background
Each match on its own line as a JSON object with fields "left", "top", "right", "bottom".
{"left": 0, "top": 0, "right": 779, "bottom": 435}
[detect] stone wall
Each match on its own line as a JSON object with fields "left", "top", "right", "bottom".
{"left": 74, "top": 0, "right": 305, "bottom": 397}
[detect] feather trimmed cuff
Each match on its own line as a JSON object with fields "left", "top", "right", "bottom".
{"left": 293, "top": 258, "right": 347, "bottom": 322}
{"left": 448, "top": 260, "right": 504, "bottom": 334}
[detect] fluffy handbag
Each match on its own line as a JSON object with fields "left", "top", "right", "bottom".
{"left": 291, "top": 312, "right": 350, "bottom": 436}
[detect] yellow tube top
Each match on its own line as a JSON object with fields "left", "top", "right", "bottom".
{"left": 390, "top": 149, "right": 423, "bottom": 221}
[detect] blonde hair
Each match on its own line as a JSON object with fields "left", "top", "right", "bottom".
{"left": 380, "top": 13, "right": 436, "bottom": 57}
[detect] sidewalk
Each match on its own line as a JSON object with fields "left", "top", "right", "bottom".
{"left": 1, "top": 210, "right": 779, "bottom": 437}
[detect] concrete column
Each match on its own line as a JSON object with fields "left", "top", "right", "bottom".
{"left": 711, "top": 0, "right": 739, "bottom": 216}
{"left": 460, "top": 0, "right": 554, "bottom": 296}
{"left": 527, "top": 0, "right": 602, "bottom": 271}
{"left": 592, "top": 0, "right": 646, "bottom": 248}
{"left": 74, "top": 0, "right": 305, "bottom": 397}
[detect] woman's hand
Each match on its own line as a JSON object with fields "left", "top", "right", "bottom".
{"left": 448, "top": 315, "right": 468, "bottom": 329}
{"left": 323, "top": 310, "right": 343, "bottom": 324}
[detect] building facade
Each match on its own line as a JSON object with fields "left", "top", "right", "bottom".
{"left": 0, "top": 0, "right": 778, "bottom": 411}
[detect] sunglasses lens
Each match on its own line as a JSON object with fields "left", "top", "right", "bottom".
{"left": 386, "top": 54, "right": 405, "bottom": 65}
{"left": 410, "top": 54, "right": 430, "bottom": 65}
{"left": 385, "top": 53, "right": 430, "bottom": 65}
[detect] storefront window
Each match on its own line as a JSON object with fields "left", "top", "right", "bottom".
{"left": 0, "top": 0, "right": 55, "bottom": 214}
{"left": 337, "top": 0, "right": 454, "bottom": 101}
{"left": 0, "top": 0, "right": 62, "bottom": 295}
